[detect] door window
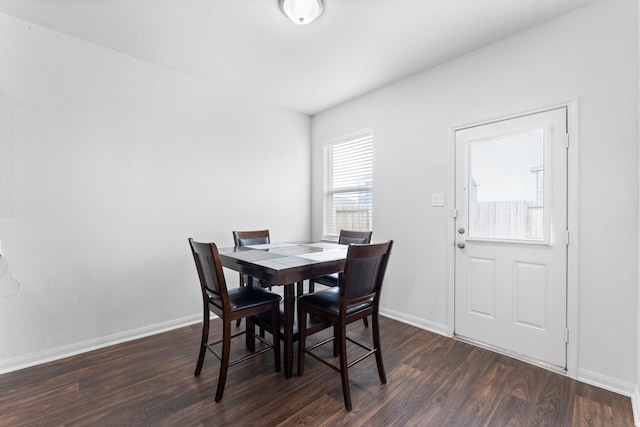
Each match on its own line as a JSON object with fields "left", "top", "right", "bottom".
{"left": 468, "top": 129, "right": 546, "bottom": 242}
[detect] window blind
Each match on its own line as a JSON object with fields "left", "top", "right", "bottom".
{"left": 323, "top": 130, "right": 373, "bottom": 240}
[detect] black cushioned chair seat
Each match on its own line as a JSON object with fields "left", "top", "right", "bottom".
{"left": 297, "top": 287, "right": 372, "bottom": 316}
{"left": 208, "top": 286, "right": 282, "bottom": 312}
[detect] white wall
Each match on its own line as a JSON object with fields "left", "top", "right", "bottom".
{"left": 312, "top": 0, "right": 638, "bottom": 393}
{"left": 0, "top": 13, "right": 311, "bottom": 371}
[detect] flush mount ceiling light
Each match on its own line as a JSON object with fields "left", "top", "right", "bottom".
{"left": 279, "top": 0, "right": 324, "bottom": 25}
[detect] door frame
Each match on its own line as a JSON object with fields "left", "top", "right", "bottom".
{"left": 446, "top": 100, "right": 579, "bottom": 378}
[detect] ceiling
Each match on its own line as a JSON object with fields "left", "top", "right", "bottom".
{"left": 0, "top": 0, "right": 599, "bottom": 115}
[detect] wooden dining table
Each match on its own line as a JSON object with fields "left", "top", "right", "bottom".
{"left": 218, "top": 241, "right": 348, "bottom": 378}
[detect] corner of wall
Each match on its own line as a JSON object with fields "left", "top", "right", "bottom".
{"left": 632, "top": 384, "right": 640, "bottom": 426}
{"left": 380, "top": 307, "right": 449, "bottom": 337}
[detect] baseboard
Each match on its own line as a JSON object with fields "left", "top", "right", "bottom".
{"left": 0, "top": 314, "right": 202, "bottom": 375}
{"left": 380, "top": 307, "right": 449, "bottom": 336}
{"left": 577, "top": 368, "right": 637, "bottom": 397}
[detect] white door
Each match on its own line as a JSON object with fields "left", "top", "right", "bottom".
{"left": 454, "top": 108, "right": 568, "bottom": 369}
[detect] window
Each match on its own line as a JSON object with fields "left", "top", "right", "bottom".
{"left": 323, "top": 129, "right": 373, "bottom": 240}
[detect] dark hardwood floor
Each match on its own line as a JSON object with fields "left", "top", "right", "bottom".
{"left": 0, "top": 316, "right": 634, "bottom": 426}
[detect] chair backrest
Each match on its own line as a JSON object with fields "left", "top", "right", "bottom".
{"left": 338, "top": 230, "right": 373, "bottom": 245}
{"left": 233, "top": 230, "right": 270, "bottom": 287}
{"left": 189, "top": 238, "right": 229, "bottom": 315}
{"left": 233, "top": 230, "right": 270, "bottom": 247}
{"left": 340, "top": 241, "right": 393, "bottom": 311}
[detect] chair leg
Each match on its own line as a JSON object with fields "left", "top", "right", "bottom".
{"left": 272, "top": 303, "right": 281, "bottom": 372}
{"left": 294, "top": 280, "right": 317, "bottom": 297}
{"left": 333, "top": 324, "right": 339, "bottom": 357}
{"left": 246, "top": 315, "right": 256, "bottom": 352}
{"left": 372, "top": 313, "right": 387, "bottom": 384}
{"left": 236, "top": 277, "right": 245, "bottom": 327}
{"left": 297, "top": 305, "right": 307, "bottom": 376}
{"left": 215, "top": 319, "right": 232, "bottom": 402}
{"left": 194, "top": 308, "right": 210, "bottom": 376}
{"left": 363, "top": 316, "right": 369, "bottom": 327}
{"left": 257, "top": 278, "right": 269, "bottom": 334}
{"left": 338, "top": 323, "right": 352, "bottom": 411}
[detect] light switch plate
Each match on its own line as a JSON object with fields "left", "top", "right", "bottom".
{"left": 432, "top": 193, "right": 445, "bottom": 207}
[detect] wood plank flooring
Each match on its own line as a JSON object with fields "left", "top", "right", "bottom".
{"left": 0, "top": 316, "right": 634, "bottom": 426}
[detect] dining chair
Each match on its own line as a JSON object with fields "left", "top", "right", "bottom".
{"left": 233, "top": 228, "right": 270, "bottom": 266}
{"left": 309, "top": 230, "right": 373, "bottom": 326}
{"left": 233, "top": 229, "right": 305, "bottom": 298}
{"left": 232, "top": 230, "right": 272, "bottom": 327}
{"left": 308, "top": 230, "right": 372, "bottom": 292}
{"left": 297, "top": 240, "right": 393, "bottom": 411}
{"left": 233, "top": 230, "right": 272, "bottom": 289}
{"left": 189, "top": 238, "right": 281, "bottom": 402}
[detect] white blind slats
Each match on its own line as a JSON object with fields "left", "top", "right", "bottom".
{"left": 323, "top": 130, "right": 373, "bottom": 239}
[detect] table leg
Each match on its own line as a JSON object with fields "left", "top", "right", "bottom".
{"left": 283, "top": 283, "right": 295, "bottom": 378}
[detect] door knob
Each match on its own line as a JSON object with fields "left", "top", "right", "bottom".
{"left": 457, "top": 242, "right": 466, "bottom": 249}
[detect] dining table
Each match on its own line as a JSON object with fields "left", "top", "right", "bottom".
{"left": 218, "top": 241, "right": 348, "bottom": 378}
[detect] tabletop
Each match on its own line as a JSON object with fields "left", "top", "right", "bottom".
{"left": 218, "top": 241, "right": 348, "bottom": 285}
